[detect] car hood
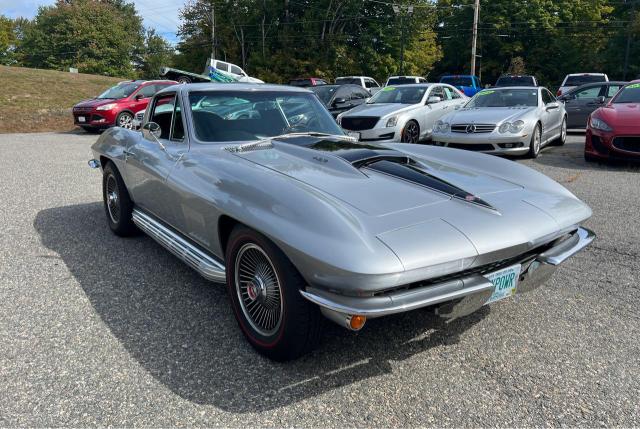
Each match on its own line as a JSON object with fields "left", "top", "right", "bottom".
{"left": 342, "top": 103, "right": 417, "bottom": 118}
{"left": 229, "top": 137, "right": 591, "bottom": 269}
{"left": 596, "top": 104, "right": 640, "bottom": 132}
{"left": 444, "top": 106, "right": 535, "bottom": 124}
{"left": 74, "top": 98, "right": 123, "bottom": 108}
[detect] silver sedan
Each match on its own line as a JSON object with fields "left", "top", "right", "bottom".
{"left": 431, "top": 87, "right": 567, "bottom": 158}
{"left": 336, "top": 83, "right": 467, "bottom": 143}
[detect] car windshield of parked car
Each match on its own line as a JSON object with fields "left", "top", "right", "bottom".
{"left": 367, "top": 86, "right": 427, "bottom": 104}
{"left": 189, "top": 91, "right": 344, "bottom": 142}
{"left": 441, "top": 76, "right": 472, "bottom": 87}
{"left": 335, "top": 78, "right": 360, "bottom": 85}
{"left": 564, "top": 75, "right": 606, "bottom": 86}
{"left": 612, "top": 83, "right": 640, "bottom": 103}
{"left": 97, "top": 83, "right": 139, "bottom": 99}
{"left": 496, "top": 76, "right": 534, "bottom": 86}
{"left": 387, "top": 77, "right": 417, "bottom": 85}
{"left": 311, "top": 86, "right": 338, "bottom": 105}
{"left": 465, "top": 89, "right": 538, "bottom": 108}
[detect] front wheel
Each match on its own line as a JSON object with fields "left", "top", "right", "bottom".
{"left": 401, "top": 120, "right": 420, "bottom": 143}
{"left": 552, "top": 117, "right": 567, "bottom": 146}
{"left": 102, "top": 162, "right": 137, "bottom": 236}
{"left": 116, "top": 112, "right": 134, "bottom": 129}
{"left": 225, "top": 226, "right": 322, "bottom": 361}
{"left": 527, "top": 124, "right": 542, "bottom": 158}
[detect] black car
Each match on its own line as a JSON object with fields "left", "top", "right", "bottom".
{"left": 494, "top": 75, "right": 538, "bottom": 87}
{"left": 558, "top": 81, "right": 627, "bottom": 128}
{"left": 310, "top": 84, "right": 371, "bottom": 118}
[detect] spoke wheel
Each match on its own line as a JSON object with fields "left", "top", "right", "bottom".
{"left": 554, "top": 117, "right": 567, "bottom": 146}
{"left": 117, "top": 112, "right": 133, "bottom": 129}
{"left": 528, "top": 124, "right": 542, "bottom": 158}
{"left": 105, "top": 174, "right": 120, "bottom": 224}
{"left": 235, "top": 243, "right": 283, "bottom": 337}
{"left": 401, "top": 120, "right": 420, "bottom": 143}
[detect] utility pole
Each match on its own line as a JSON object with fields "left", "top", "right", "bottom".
{"left": 393, "top": 5, "right": 414, "bottom": 75}
{"left": 210, "top": 1, "right": 216, "bottom": 61}
{"left": 623, "top": 0, "right": 638, "bottom": 80}
{"left": 470, "top": 0, "right": 480, "bottom": 77}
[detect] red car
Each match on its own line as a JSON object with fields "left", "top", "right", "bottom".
{"left": 585, "top": 80, "right": 640, "bottom": 162}
{"left": 287, "top": 77, "right": 329, "bottom": 87}
{"left": 72, "top": 80, "right": 177, "bottom": 132}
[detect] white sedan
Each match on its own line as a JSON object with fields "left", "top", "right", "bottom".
{"left": 336, "top": 83, "right": 467, "bottom": 143}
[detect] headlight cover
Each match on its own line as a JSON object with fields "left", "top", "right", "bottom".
{"left": 96, "top": 103, "right": 117, "bottom": 111}
{"left": 434, "top": 120, "right": 450, "bottom": 133}
{"left": 590, "top": 117, "right": 612, "bottom": 132}
{"left": 386, "top": 116, "right": 398, "bottom": 128}
{"left": 499, "top": 120, "right": 525, "bottom": 134}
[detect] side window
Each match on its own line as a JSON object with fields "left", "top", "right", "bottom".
{"left": 171, "top": 97, "right": 184, "bottom": 141}
{"left": 138, "top": 85, "right": 156, "bottom": 98}
{"left": 151, "top": 94, "right": 176, "bottom": 140}
{"left": 230, "top": 65, "right": 242, "bottom": 75}
{"left": 442, "top": 86, "right": 456, "bottom": 100}
{"left": 542, "top": 89, "right": 555, "bottom": 104}
{"left": 607, "top": 85, "right": 623, "bottom": 97}
{"left": 365, "top": 79, "right": 378, "bottom": 89}
{"left": 430, "top": 86, "right": 445, "bottom": 101}
{"left": 575, "top": 86, "right": 601, "bottom": 99}
{"left": 216, "top": 62, "right": 229, "bottom": 72}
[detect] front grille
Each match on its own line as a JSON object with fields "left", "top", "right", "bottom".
{"left": 448, "top": 142, "right": 495, "bottom": 151}
{"left": 341, "top": 116, "right": 380, "bottom": 131}
{"left": 74, "top": 107, "right": 93, "bottom": 113}
{"left": 451, "top": 123, "right": 496, "bottom": 133}
{"left": 612, "top": 136, "right": 640, "bottom": 153}
{"left": 590, "top": 135, "right": 609, "bottom": 155}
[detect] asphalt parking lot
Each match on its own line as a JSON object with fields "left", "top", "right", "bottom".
{"left": 1, "top": 132, "right": 638, "bottom": 426}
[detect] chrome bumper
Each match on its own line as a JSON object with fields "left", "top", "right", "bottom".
{"left": 301, "top": 227, "right": 595, "bottom": 322}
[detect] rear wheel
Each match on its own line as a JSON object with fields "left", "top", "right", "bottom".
{"left": 527, "top": 124, "right": 542, "bottom": 158}
{"left": 552, "top": 117, "right": 567, "bottom": 146}
{"left": 401, "top": 120, "right": 420, "bottom": 143}
{"left": 102, "top": 162, "right": 137, "bottom": 236}
{"left": 225, "top": 226, "right": 322, "bottom": 361}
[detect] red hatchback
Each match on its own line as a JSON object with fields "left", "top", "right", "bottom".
{"left": 72, "top": 80, "right": 177, "bottom": 132}
{"left": 585, "top": 80, "right": 640, "bottom": 162}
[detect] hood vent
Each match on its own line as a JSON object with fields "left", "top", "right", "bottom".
{"left": 364, "top": 159, "right": 496, "bottom": 211}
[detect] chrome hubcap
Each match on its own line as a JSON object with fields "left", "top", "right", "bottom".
{"left": 119, "top": 114, "right": 133, "bottom": 129}
{"left": 106, "top": 175, "right": 120, "bottom": 223}
{"left": 534, "top": 128, "right": 541, "bottom": 153}
{"left": 234, "top": 243, "right": 283, "bottom": 336}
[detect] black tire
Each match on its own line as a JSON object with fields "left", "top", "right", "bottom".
{"left": 527, "top": 123, "right": 542, "bottom": 158}
{"left": 551, "top": 117, "right": 567, "bottom": 146}
{"left": 102, "top": 162, "right": 137, "bottom": 236}
{"left": 225, "top": 226, "right": 322, "bottom": 361}
{"left": 116, "top": 111, "right": 134, "bottom": 129}
{"left": 401, "top": 120, "right": 420, "bottom": 143}
{"left": 178, "top": 76, "right": 192, "bottom": 84}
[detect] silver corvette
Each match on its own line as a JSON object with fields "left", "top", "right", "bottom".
{"left": 432, "top": 87, "right": 568, "bottom": 158}
{"left": 89, "top": 83, "right": 594, "bottom": 361}
{"left": 337, "top": 83, "right": 467, "bottom": 143}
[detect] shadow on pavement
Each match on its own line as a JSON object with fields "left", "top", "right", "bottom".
{"left": 34, "top": 202, "right": 487, "bottom": 413}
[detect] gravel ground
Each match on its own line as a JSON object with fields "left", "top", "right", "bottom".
{"left": 0, "top": 132, "right": 638, "bottom": 427}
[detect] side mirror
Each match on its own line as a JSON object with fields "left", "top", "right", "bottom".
{"left": 142, "top": 121, "right": 161, "bottom": 139}
{"left": 135, "top": 94, "right": 144, "bottom": 101}
{"left": 596, "top": 96, "right": 606, "bottom": 104}
{"left": 333, "top": 97, "right": 348, "bottom": 106}
{"left": 427, "top": 96, "right": 442, "bottom": 104}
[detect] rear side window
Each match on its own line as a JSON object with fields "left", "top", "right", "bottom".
{"left": 216, "top": 62, "right": 229, "bottom": 72}
{"left": 575, "top": 86, "right": 602, "bottom": 99}
{"left": 230, "top": 65, "right": 243, "bottom": 75}
{"left": 607, "top": 85, "right": 623, "bottom": 97}
{"left": 151, "top": 94, "right": 176, "bottom": 140}
{"left": 138, "top": 85, "right": 156, "bottom": 98}
{"left": 565, "top": 75, "right": 606, "bottom": 86}
{"left": 365, "top": 79, "right": 379, "bottom": 88}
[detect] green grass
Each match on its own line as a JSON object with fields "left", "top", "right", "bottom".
{"left": 0, "top": 66, "right": 123, "bottom": 133}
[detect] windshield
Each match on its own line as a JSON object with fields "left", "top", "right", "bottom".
{"left": 564, "top": 75, "right": 606, "bottom": 86}
{"left": 465, "top": 88, "right": 539, "bottom": 108}
{"left": 387, "top": 77, "right": 417, "bottom": 85}
{"left": 612, "top": 83, "right": 640, "bottom": 103}
{"left": 189, "top": 91, "right": 343, "bottom": 142}
{"left": 335, "top": 78, "right": 360, "bottom": 85}
{"left": 441, "top": 76, "right": 472, "bottom": 87}
{"left": 311, "top": 86, "right": 339, "bottom": 105}
{"left": 496, "top": 76, "right": 535, "bottom": 87}
{"left": 367, "top": 86, "right": 427, "bottom": 104}
{"left": 98, "top": 83, "right": 139, "bottom": 99}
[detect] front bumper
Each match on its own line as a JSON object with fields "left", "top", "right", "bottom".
{"left": 72, "top": 110, "right": 116, "bottom": 128}
{"left": 585, "top": 129, "right": 640, "bottom": 160}
{"left": 348, "top": 126, "right": 399, "bottom": 142}
{"left": 301, "top": 227, "right": 594, "bottom": 321}
{"left": 432, "top": 131, "right": 530, "bottom": 155}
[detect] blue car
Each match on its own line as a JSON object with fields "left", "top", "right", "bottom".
{"left": 440, "top": 75, "right": 482, "bottom": 97}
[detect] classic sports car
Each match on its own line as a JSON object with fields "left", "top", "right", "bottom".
{"left": 89, "top": 83, "right": 594, "bottom": 361}
{"left": 337, "top": 83, "right": 467, "bottom": 143}
{"left": 432, "top": 87, "right": 567, "bottom": 158}
{"left": 585, "top": 80, "right": 640, "bottom": 162}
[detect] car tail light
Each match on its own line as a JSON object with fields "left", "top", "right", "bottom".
{"left": 557, "top": 89, "right": 562, "bottom": 96}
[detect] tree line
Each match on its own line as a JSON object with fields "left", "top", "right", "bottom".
{"left": 1, "top": 0, "right": 638, "bottom": 88}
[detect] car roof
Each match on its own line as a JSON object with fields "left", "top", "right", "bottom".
{"left": 385, "top": 83, "right": 433, "bottom": 88}
{"left": 387, "top": 76, "right": 422, "bottom": 79}
{"left": 483, "top": 86, "right": 541, "bottom": 91}
{"left": 159, "top": 82, "right": 313, "bottom": 96}
{"left": 566, "top": 73, "right": 607, "bottom": 76}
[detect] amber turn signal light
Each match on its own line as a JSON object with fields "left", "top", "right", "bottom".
{"left": 349, "top": 315, "right": 367, "bottom": 330}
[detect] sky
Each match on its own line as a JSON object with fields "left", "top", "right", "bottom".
{"left": 0, "top": 0, "right": 187, "bottom": 44}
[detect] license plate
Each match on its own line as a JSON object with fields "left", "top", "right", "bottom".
{"left": 484, "top": 264, "right": 521, "bottom": 304}
{"left": 347, "top": 131, "right": 360, "bottom": 141}
{"left": 78, "top": 116, "right": 86, "bottom": 123}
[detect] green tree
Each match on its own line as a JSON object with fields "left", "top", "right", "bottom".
{"left": 19, "top": 0, "right": 145, "bottom": 76}
{"left": 136, "top": 28, "right": 175, "bottom": 79}
{"left": 0, "top": 15, "right": 16, "bottom": 65}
